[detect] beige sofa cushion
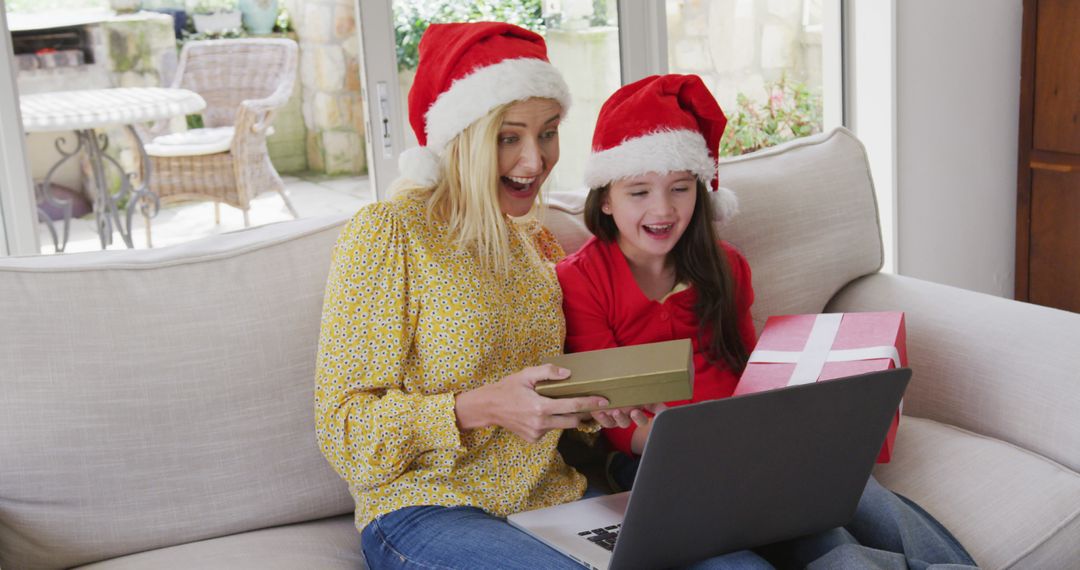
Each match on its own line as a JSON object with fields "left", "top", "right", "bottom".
{"left": 0, "top": 216, "right": 354, "bottom": 569}
{"left": 829, "top": 272, "right": 1080, "bottom": 475}
{"left": 874, "top": 417, "right": 1080, "bottom": 570}
{"left": 545, "top": 128, "right": 884, "bottom": 332}
{"left": 719, "top": 128, "right": 883, "bottom": 330}
{"left": 74, "top": 515, "right": 364, "bottom": 570}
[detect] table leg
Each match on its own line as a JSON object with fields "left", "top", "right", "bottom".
{"left": 80, "top": 129, "right": 118, "bottom": 249}
{"left": 37, "top": 206, "right": 59, "bottom": 252}
{"left": 78, "top": 127, "right": 161, "bottom": 250}
{"left": 37, "top": 134, "right": 84, "bottom": 253}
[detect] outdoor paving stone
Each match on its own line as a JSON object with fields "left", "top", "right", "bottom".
{"left": 37, "top": 176, "right": 371, "bottom": 254}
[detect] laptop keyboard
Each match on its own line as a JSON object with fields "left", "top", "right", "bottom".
{"left": 577, "top": 524, "right": 621, "bottom": 551}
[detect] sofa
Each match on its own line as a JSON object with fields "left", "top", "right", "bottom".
{"left": 1, "top": 128, "right": 1077, "bottom": 569}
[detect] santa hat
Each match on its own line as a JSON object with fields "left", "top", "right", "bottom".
{"left": 584, "top": 74, "right": 737, "bottom": 222}
{"left": 398, "top": 22, "right": 572, "bottom": 186}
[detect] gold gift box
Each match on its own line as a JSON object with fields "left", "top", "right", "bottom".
{"left": 537, "top": 339, "right": 694, "bottom": 409}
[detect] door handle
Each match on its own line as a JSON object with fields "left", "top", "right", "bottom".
{"left": 1030, "top": 161, "right": 1075, "bottom": 173}
{"left": 376, "top": 81, "right": 394, "bottom": 159}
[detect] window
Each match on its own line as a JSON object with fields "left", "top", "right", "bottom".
{"left": 666, "top": 0, "right": 840, "bottom": 157}
{"left": 358, "top": 0, "right": 624, "bottom": 195}
{"left": 1, "top": 1, "right": 853, "bottom": 256}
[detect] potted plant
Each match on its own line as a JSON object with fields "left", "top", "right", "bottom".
{"left": 110, "top": 0, "right": 143, "bottom": 13}
{"left": 238, "top": 0, "right": 278, "bottom": 35}
{"left": 190, "top": 0, "right": 241, "bottom": 34}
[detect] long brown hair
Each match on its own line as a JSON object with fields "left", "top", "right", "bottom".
{"left": 584, "top": 180, "right": 749, "bottom": 372}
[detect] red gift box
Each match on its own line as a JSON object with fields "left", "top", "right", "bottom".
{"left": 734, "top": 312, "right": 906, "bottom": 463}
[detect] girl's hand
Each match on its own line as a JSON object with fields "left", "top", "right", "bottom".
{"left": 454, "top": 364, "right": 609, "bottom": 443}
{"left": 590, "top": 401, "right": 667, "bottom": 429}
{"left": 628, "top": 403, "right": 668, "bottom": 455}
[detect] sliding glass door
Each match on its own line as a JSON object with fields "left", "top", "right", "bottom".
{"left": 0, "top": 6, "right": 38, "bottom": 256}
{"left": 355, "top": 0, "right": 634, "bottom": 197}
{"left": 355, "top": 0, "right": 841, "bottom": 198}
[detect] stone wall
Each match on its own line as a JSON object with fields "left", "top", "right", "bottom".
{"left": 283, "top": 0, "right": 366, "bottom": 176}
{"left": 102, "top": 12, "right": 178, "bottom": 88}
{"left": 264, "top": 65, "right": 308, "bottom": 174}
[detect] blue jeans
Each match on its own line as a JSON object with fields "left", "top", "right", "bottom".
{"left": 360, "top": 486, "right": 771, "bottom": 569}
{"left": 611, "top": 452, "right": 976, "bottom": 569}
{"left": 361, "top": 478, "right": 977, "bottom": 569}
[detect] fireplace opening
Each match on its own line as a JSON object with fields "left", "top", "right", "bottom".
{"left": 12, "top": 26, "right": 95, "bottom": 71}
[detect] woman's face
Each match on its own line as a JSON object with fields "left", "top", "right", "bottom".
{"left": 604, "top": 171, "right": 698, "bottom": 265}
{"left": 496, "top": 97, "right": 562, "bottom": 217}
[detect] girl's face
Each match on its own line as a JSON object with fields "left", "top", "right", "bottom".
{"left": 496, "top": 98, "right": 562, "bottom": 217}
{"left": 604, "top": 171, "right": 698, "bottom": 265}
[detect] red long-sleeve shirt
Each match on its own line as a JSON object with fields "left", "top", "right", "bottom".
{"left": 556, "top": 237, "right": 757, "bottom": 456}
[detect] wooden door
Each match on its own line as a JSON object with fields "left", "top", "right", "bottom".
{"left": 1016, "top": 0, "right": 1080, "bottom": 311}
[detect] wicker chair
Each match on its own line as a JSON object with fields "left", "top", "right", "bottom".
{"left": 143, "top": 38, "right": 299, "bottom": 227}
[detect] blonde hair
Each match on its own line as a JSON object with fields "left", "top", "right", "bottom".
{"left": 395, "top": 102, "right": 547, "bottom": 277}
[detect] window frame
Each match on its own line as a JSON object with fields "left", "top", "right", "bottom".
{"left": 0, "top": 7, "right": 40, "bottom": 256}
{"left": 0, "top": 1, "right": 877, "bottom": 259}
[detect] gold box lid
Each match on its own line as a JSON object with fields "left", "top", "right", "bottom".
{"left": 536, "top": 338, "right": 694, "bottom": 399}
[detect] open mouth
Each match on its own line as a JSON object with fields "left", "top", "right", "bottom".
{"left": 642, "top": 223, "right": 674, "bottom": 238}
{"left": 501, "top": 175, "right": 537, "bottom": 196}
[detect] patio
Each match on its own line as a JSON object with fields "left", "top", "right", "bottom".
{"left": 8, "top": 3, "right": 373, "bottom": 256}
{"left": 38, "top": 174, "right": 372, "bottom": 254}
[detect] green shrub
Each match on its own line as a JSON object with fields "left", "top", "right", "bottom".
{"left": 393, "top": 0, "right": 545, "bottom": 72}
{"left": 720, "top": 74, "right": 823, "bottom": 157}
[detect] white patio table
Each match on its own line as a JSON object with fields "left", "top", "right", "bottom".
{"left": 21, "top": 87, "right": 206, "bottom": 251}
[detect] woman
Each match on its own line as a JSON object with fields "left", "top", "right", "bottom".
{"left": 315, "top": 22, "right": 633, "bottom": 569}
{"left": 558, "top": 73, "right": 978, "bottom": 569}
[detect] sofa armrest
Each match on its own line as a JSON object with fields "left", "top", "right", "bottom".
{"left": 827, "top": 272, "right": 1080, "bottom": 473}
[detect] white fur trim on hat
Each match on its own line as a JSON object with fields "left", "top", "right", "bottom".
{"left": 712, "top": 186, "right": 739, "bottom": 224}
{"left": 398, "top": 146, "right": 440, "bottom": 187}
{"left": 424, "top": 58, "right": 572, "bottom": 152}
{"left": 583, "top": 129, "right": 716, "bottom": 190}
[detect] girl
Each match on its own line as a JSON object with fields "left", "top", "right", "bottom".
{"left": 558, "top": 74, "right": 752, "bottom": 481}
{"left": 557, "top": 74, "right": 976, "bottom": 569}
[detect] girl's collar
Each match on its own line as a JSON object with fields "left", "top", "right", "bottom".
{"left": 604, "top": 239, "right": 690, "bottom": 304}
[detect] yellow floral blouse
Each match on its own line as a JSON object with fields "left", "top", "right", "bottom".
{"left": 315, "top": 194, "right": 587, "bottom": 531}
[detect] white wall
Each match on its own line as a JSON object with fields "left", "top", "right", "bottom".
{"left": 895, "top": 0, "right": 1023, "bottom": 298}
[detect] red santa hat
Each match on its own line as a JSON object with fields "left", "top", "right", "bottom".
{"left": 398, "top": 22, "right": 572, "bottom": 186}
{"left": 584, "top": 74, "right": 737, "bottom": 222}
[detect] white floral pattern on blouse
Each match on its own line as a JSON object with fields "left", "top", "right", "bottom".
{"left": 315, "top": 194, "right": 587, "bottom": 532}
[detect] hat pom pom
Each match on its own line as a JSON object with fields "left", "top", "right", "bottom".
{"left": 398, "top": 146, "right": 441, "bottom": 187}
{"left": 713, "top": 186, "right": 739, "bottom": 224}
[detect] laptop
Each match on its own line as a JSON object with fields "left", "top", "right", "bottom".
{"left": 508, "top": 368, "right": 911, "bottom": 570}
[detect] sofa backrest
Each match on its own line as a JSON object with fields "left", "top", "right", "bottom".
{"left": 0, "top": 127, "right": 882, "bottom": 569}
{"left": 0, "top": 216, "right": 353, "bottom": 569}
{"left": 546, "top": 127, "right": 884, "bottom": 331}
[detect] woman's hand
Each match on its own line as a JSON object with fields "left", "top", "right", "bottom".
{"left": 455, "top": 364, "right": 609, "bottom": 443}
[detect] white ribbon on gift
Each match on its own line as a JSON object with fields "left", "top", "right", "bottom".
{"left": 747, "top": 313, "right": 902, "bottom": 386}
